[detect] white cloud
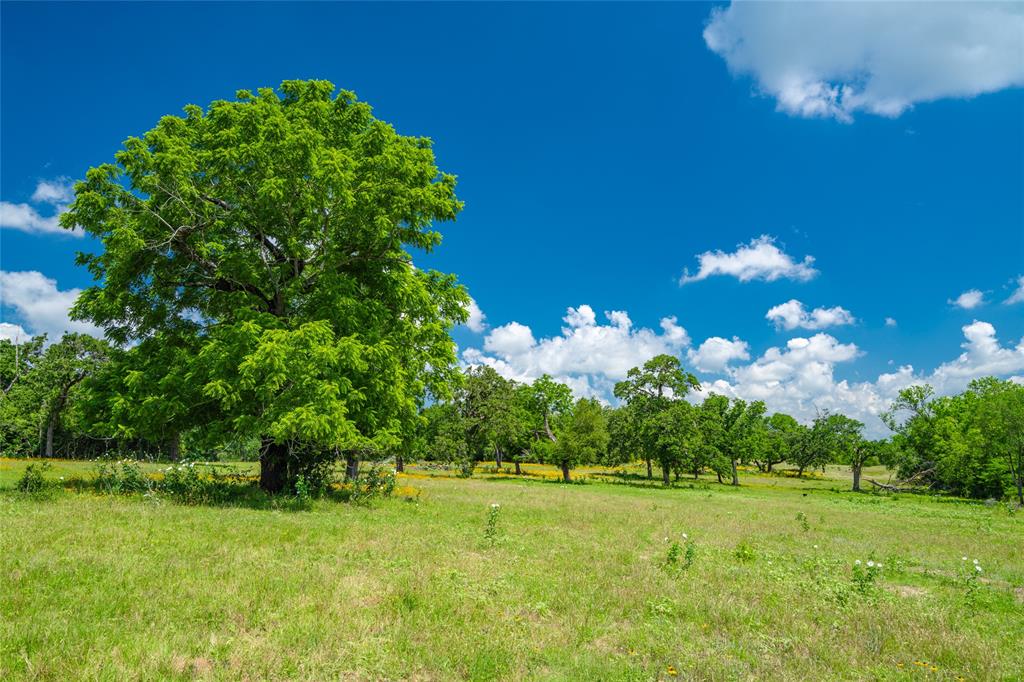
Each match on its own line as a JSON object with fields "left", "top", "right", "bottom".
{"left": 464, "top": 297, "right": 487, "bottom": 333}
{"left": 0, "top": 322, "right": 30, "bottom": 343}
{"left": 765, "top": 299, "right": 855, "bottom": 331}
{"left": 465, "top": 304, "right": 690, "bottom": 397}
{"left": 885, "top": 317, "right": 898, "bottom": 328}
{"left": 466, "top": 303, "right": 1024, "bottom": 439}
{"left": 0, "top": 270, "right": 101, "bottom": 341}
{"left": 31, "top": 178, "right": 75, "bottom": 205}
{"left": 688, "top": 336, "right": 750, "bottom": 373}
{"left": 702, "top": 321, "right": 1024, "bottom": 437}
{"left": 704, "top": 2, "right": 1024, "bottom": 122}
{"left": 1005, "top": 276, "right": 1024, "bottom": 305}
{"left": 680, "top": 235, "right": 817, "bottom": 285}
{"left": 949, "top": 289, "right": 985, "bottom": 310}
{"left": 0, "top": 178, "right": 79, "bottom": 237}
{"left": 928, "top": 320, "right": 1024, "bottom": 393}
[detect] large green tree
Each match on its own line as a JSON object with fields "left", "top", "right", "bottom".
{"left": 64, "top": 81, "right": 468, "bottom": 492}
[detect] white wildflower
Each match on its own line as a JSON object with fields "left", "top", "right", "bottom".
{"left": 854, "top": 559, "right": 862, "bottom": 565}
{"left": 867, "top": 560, "right": 875, "bottom": 568}
{"left": 975, "top": 565, "right": 983, "bottom": 573}
{"left": 972, "top": 558, "right": 979, "bottom": 565}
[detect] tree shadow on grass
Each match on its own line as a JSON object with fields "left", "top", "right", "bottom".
{"left": 3, "top": 474, "right": 375, "bottom": 513}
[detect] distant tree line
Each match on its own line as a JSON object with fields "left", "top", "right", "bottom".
{"left": 410, "top": 355, "right": 1023, "bottom": 502}
{"left": 3, "top": 337, "right": 1022, "bottom": 502}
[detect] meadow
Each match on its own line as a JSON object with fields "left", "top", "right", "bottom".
{"left": 1, "top": 458, "right": 1022, "bottom": 681}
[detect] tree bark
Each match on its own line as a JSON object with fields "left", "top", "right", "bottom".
{"left": 561, "top": 460, "right": 571, "bottom": 483}
{"left": 495, "top": 445, "right": 503, "bottom": 468}
{"left": 166, "top": 432, "right": 181, "bottom": 462}
{"left": 797, "top": 464, "right": 806, "bottom": 478}
{"left": 731, "top": 459, "right": 739, "bottom": 486}
{"left": 395, "top": 454, "right": 404, "bottom": 473}
{"left": 514, "top": 461, "right": 522, "bottom": 476}
{"left": 259, "top": 439, "right": 289, "bottom": 494}
{"left": 852, "top": 464, "right": 862, "bottom": 492}
{"left": 661, "top": 463, "right": 670, "bottom": 486}
{"left": 645, "top": 458, "right": 652, "bottom": 480}
{"left": 45, "top": 417, "right": 55, "bottom": 458}
{"left": 716, "top": 471, "right": 723, "bottom": 484}
{"left": 345, "top": 453, "right": 360, "bottom": 482}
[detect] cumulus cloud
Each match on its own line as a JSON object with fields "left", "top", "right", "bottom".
{"left": 702, "top": 321, "right": 1024, "bottom": 437}
{"left": 0, "top": 270, "right": 101, "bottom": 341}
{"left": 949, "top": 289, "right": 985, "bottom": 310}
{"left": 464, "top": 304, "right": 690, "bottom": 397}
{"left": 1005, "top": 276, "right": 1024, "bottom": 305}
{"left": 0, "top": 178, "right": 79, "bottom": 237}
{"left": 704, "top": 2, "right": 1024, "bottom": 122}
{"left": 687, "top": 336, "right": 750, "bottom": 373}
{"left": 464, "top": 297, "right": 487, "bottom": 333}
{"left": 765, "top": 299, "right": 856, "bottom": 331}
{"left": 0, "top": 322, "right": 31, "bottom": 343}
{"left": 929, "top": 320, "right": 1024, "bottom": 392}
{"left": 885, "top": 317, "right": 898, "bottom": 328}
{"left": 680, "top": 235, "right": 818, "bottom": 285}
{"left": 464, "top": 303, "right": 1024, "bottom": 438}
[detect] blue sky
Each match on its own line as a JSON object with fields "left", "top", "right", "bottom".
{"left": 2, "top": 2, "right": 1022, "bottom": 434}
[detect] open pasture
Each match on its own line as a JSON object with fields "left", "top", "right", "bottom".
{"left": 2, "top": 459, "right": 1022, "bottom": 680}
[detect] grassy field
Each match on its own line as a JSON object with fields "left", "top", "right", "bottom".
{"left": 2, "top": 458, "right": 1022, "bottom": 681}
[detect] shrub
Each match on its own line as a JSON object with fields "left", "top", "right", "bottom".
{"left": 160, "top": 462, "right": 237, "bottom": 505}
{"left": 16, "top": 462, "right": 54, "bottom": 495}
{"left": 93, "top": 459, "right": 151, "bottom": 495}
{"left": 343, "top": 466, "right": 397, "bottom": 505}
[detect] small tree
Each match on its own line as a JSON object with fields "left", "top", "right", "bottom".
{"left": 549, "top": 397, "right": 609, "bottom": 482}
{"left": 613, "top": 354, "right": 700, "bottom": 483}
{"left": 975, "top": 380, "right": 1024, "bottom": 505}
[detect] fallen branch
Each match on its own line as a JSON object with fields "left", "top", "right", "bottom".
{"left": 867, "top": 479, "right": 918, "bottom": 493}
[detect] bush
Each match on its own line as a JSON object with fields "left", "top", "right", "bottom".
{"left": 343, "top": 466, "right": 397, "bottom": 505}
{"left": 16, "top": 462, "right": 54, "bottom": 495}
{"left": 159, "top": 462, "right": 238, "bottom": 505}
{"left": 93, "top": 459, "right": 151, "bottom": 495}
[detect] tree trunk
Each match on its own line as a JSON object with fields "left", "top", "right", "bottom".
{"left": 495, "top": 445, "right": 503, "bottom": 468}
{"left": 561, "top": 460, "right": 571, "bottom": 483}
{"left": 260, "top": 439, "right": 289, "bottom": 494}
{"left": 731, "top": 459, "right": 739, "bottom": 486}
{"left": 766, "top": 462, "right": 773, "bottom": 473}
{"left": 694, "top": 468, "right": 699, "bottom": 479}
{"left": 395, "top": 454, "right": 404, "bottom": 473}
{"left": 45, "top": 416, "right": 55, "bottom": 458}
{"left": 514, "top": 461, "right": 522, "bottom": 476}
{"left": 852, "top": 464, "right": 862, "bottom": 492}
{"left": 645, "top": 458, "right": 652, "bottom": 480}
{"left": 661, "top": 463, "right": 670, "bottom": 486}
{"left": 716, "top": 471, "right": 723, "bottom": 484}
{"left": 345, "top": 453, "right": 360, "bottom": 481}
{"left": 166, "top": 432, "right": 181, "bottom": 462}
{"left": 797, "top": 464, "right": 806, "bottom": 478}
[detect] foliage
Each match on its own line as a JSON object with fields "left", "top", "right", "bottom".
{"left": 547, "top": 397, "right": 610, "bottom": 481}
{"left": 15, "top": 462, "right": 54, "bottom": 495}
{"left": 884, "top": 378, "right": 1023, "bottom": 501}
{"left": 62, "top": 80, "right": 467, "bottom": 492}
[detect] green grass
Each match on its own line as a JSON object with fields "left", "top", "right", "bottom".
{"left": 2, "top": 458, "right": 1022, "bottom": 680}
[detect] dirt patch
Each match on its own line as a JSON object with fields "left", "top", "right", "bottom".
{"left": 888, "top": 584, "right": 928, "bottom": 598}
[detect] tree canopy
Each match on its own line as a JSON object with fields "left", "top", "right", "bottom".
{"left": 62, "top": 80, "right": 468, "bottom": 491}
